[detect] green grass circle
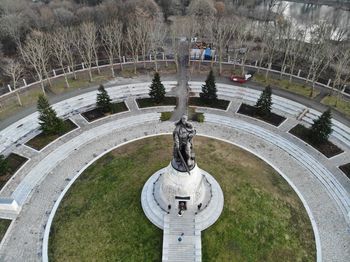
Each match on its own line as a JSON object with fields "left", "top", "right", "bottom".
{"left": 49, "top": 136, "right": 315, "bottom": 261}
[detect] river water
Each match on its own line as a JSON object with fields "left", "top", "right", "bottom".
{"left": 257, "top": 1, "right": 350, "bottom": 39}
{"left": 282, "top": 1, "right": 349, "bottom": 26}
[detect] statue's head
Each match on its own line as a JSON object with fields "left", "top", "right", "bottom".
{"left": 181, "top": 115, "right": 188, "bottom": 124}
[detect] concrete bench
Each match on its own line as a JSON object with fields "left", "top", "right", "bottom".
{"left": 189, "top": 82, "right": 305, "bottom": 118}
{"left": 0, "top": 82, "right": 176, "bottom": 154}
{"left": 303, "top": 109, "right": 350, "bottom": 147}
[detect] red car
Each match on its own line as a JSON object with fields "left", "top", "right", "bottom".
{"left": 230, "top": 73, "right": 252, "bottom": 83}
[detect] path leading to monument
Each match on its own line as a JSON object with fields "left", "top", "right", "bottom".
{"left": 162, "top": 211, "right": 200, "bottom": 262}
{"left": 170, "top": 41, "right": 189, "bottom": 121}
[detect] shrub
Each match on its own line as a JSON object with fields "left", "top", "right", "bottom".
{"left": 191, "top": 112, "right": 205, "bottom": 123}
{"left": 256, "top": 85, "right": 272, "bottom": 117}
{"left": 149, "top": 72, "right": 165, "bottom": 104}
{"left": 0, "top": 155, "right": 9, "bottom": 176}
{"left": 37, "top": 95, "right": 66, "bottom": 135}
{"left": 96, "top": 84, "right": 112, "bottom": 113}
{"left": 200, "top": 70, "right": 217, "bottom": 103}
{"left": 309, "top": 108, "right": 333, "bottom": 144}
{"left": 160, "top": 112, "right": 172, "bottom": 121}
{"left": 197, "top": 113, "right": 205, "bottom": 123}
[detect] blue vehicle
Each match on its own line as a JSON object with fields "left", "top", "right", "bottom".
{"left": 204, "top": 48, "right": 212, "bottom": 60}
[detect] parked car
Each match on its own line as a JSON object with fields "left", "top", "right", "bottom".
{"left": 230, "top": 72, "right": 253, "bottom": 83}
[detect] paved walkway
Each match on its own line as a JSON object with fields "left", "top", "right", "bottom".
{"left": 142, "top": 167, "right": 223, "bottom": 262}
{"left": 0, "top": 83, "right": 349, "bottom": 261}
{"left": 163, "top": 211, "right": 200, "bottom": 262}
{"left": 170, "top": 41, "right": 189, "bottom": 120}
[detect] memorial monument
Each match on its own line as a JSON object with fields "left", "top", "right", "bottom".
{"left": 172, "top": 115, "right": 196, "bottom": 172}
{"left": 141, "top": 115, "right": 224, "bottom": 261}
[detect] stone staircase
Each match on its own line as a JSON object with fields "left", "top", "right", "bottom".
{"left": 162, "top": 210, "right": 201, "bottom": 262}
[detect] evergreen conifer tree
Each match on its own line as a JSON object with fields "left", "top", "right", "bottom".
{"left": 0, "top": 155, "right": 9, "bottom": 176}
{"left": 310, "top": 108, "right": 333, "bottom": 144}
{"left": 256, "top": 85, "right": 272, "bottom": 116}
{"left": 149, "top": 72, "right": 165, "bottom": 103}
{"left": 96, "top": 84, "right": 112, "bottom": 113}
{"left": 37, "top": 95, "right": 65, "bottom": 135}
{"left": 200, "top": 70, "right": 217, "bottom": 103}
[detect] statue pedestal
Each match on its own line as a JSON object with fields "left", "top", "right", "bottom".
{"left": 155, "top": 163, "right": 208, "bottom": 209}
{"left": 141, "top": 162, "right": 224, "bottom": 230}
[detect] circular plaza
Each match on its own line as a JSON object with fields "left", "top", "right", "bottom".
{"left": 0, "top": 78, "right": 349, "bottom": 261}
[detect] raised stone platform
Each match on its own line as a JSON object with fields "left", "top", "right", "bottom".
{"left": 141, "top": 164, "right": 224, "bottom": 231}
{"left": 141, "top": 162, "right": 224, "bottom": 262}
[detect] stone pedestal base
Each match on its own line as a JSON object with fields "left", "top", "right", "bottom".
{"left": 141, "top": 162, "right": 224, "bottom": 230}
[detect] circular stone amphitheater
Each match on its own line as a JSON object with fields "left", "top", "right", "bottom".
{"left": 0, "top": 78, "right": 349, "bottom": 262}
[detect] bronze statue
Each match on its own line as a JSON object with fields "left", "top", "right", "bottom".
{"left": 172, "top": 115, "right": 196, "bottom": 172}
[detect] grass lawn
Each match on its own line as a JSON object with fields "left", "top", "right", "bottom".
{"left": 81, "top": 102, "right": 128, "bottom": 122}
{"left": 189, "top": 97, "right": 230, "bottom": 110}
{"left": 136, "top": 97, "right": 177, "bottom": 108}
{"left": 253, "top": 73, "right": 320, "bottom": 98}
{"left": 25, "top": 119, "right": 78, "bottom": 150}
{"left": 0, "top": 153, "right": 28, "bottom": 190}
{"left": 0, "top": 88, "right": 43, "bottom": 121}
{"left": 321, "top": 95, "right": 350, "bottom": 117}
{"left": 289, "top": 124, "right": 343, "bottom": 158}
{"left": 0, "top": 219, "right": 11, "bottom": 242}
{"left": 50, "top": 74, "right": 111, "bottom": 95}
{"left": 49, "top": 136, "right": 315, "bottom": 262}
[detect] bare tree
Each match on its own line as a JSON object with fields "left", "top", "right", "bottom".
{"left": 256, "top": 23, "right": 268, "bottom": 73}
{"left": 62, "top": 27, "right": 78, "bottom": 80}
{"left": 74, "top": 22, "right": 98, "bottom": 82}
{"left": 48, "top": 28, "right": 70, "bottom": 88}
{"left": 126, "top": 20, "right": 143, "bottom": 74}
{"left": 231, "top": 18, "right": 247, "bottom": 69}
{"left": 332, "top": 44, "right": 350, "bottom": 106}
{"left": 286, "top": 27, "right": 306, "bottom": 83}
{"left": 277, "top": 19, "right": 293, "bottom": 78}
{"left": 19, "top": 30, "right": 51, "bottom": 95}
{"left": 149, "top": 18, "right": 167, "bottom": 71}
{"left": 158, "top": 0, "right": 172, "bottom": 21}
{"left": 212, "top": 17, "right": 236, "bottom": 75}
{"left": 264, "top": 24, "right": 279, "bottom": 78}
{"left": 188, "top": 0, "right": 216, "bottom": 39}
{"left": 171, "top": 16, "right": 199, "bottom": 67}
{"left": 136, "top": 16, "right": 152, "bottom": 68}
{"left": 169, "top": 20, "right": 181, "bottom": 72}
{"left": 0, "top": 1, "right": 33, "bottom": 52}
{"left": 100, "top": 19, "right": 123, "bottom": 77}
{"left": 262, "top": 0, "right": 280, "bottom": 23}
{"left": 2, "top": 58, "right": 23, "bottom": 106}
{"left": 53, "top": 7, "right": 75, "bottom": 26}
{"left": 0, "top": 13, "right": 27, "bottom": 48}
{"left": 306, "top": 21, "right": 333, "bottom": 97}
